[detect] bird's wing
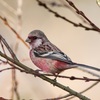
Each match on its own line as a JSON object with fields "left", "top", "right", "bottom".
{"left": 34, "top": 50, "right": 100, "bottom": 71}
{"left": 33, "top": 42, "right": 73, "bottom": 64}
{"left": 34, "top": 50, "right": 73, "bottom": 64}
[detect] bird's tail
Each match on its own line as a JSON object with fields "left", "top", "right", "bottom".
{"left": 71, "top": 62, "right": 100, "bottom": 72}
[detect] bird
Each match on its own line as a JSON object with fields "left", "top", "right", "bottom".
{"left": 26, "top": 30, "right": 100, "bottom": 75}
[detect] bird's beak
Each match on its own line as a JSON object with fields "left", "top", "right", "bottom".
{"left": 25, "top": 38, "right": 31, "bottom": 43}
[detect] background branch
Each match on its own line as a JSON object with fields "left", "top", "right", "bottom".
{"left": 45, "top": 81, "right": 99, "bottom": 100}
{"left": 65, "top": 0, "right": 100, "bottom": 32}
{"left": 36, "top": 0, "right": 100, "bottom": 32}
{"left": 0, "top": 16, "right": 29, "bottom": 48}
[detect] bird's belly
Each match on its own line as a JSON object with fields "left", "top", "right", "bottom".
{"left": 31, "top": 57, "right": 58, "bottom": 73}
{"left": 30, "top": 51, "right": 69, "bottom": 74}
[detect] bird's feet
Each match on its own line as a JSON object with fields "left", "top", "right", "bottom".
{"left": 34, "top": 69, "right": 42, "bottom": 77}
{"left": 52, "top": 73, "right": 59, "bottom": 86}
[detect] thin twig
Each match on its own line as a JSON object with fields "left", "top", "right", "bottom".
{"left": 0, "top": 40, "right": 8, "bottom": 63}
{"left": 44, "top": 81, "right": 99, "bottom": 100}
{"left": 66, "top": 81, "right": 100, "bottom": 100}
{"left": 44, "top": 74, "right": 100, "bottom": 82}
{"left": 0, "top": 16, "right": 29, "bottom": 48}
{"left": 11, "top": 67, "right": 20, "bottom": 100}
{"left": 0, "top": 35, "right": 19, "bottom": 61}
{"left": 36, "top": 0, "right": 99, "bottom": 32}
{"left": 47, "top": 0, "right": 88, "bottom": 24}
{"left": 0, "top": 42, "right": 6, "bottom": 57}
{"left": 12, "top": 0, "right": 23, "bottom": 97}
{"left": 0, "top": 67, "right": 15, "bottom": 72}
{"left": 0, "top": 35, "right": 20, "bottom": 100}
{"left": 65, "top": 0, "right": 100, "bottom": 32}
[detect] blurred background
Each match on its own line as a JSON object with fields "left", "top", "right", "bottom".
{"left": 0, "top": 0, "right": 100, "bottom": 100}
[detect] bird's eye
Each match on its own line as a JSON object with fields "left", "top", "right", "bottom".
{"left": 33, "top": 36, "right": 37, "bottom": 40}
{"left": 28, "top": 36, "right": 37, "bottom": 40}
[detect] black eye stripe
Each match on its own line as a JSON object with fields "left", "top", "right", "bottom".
{"left": 28, "top": 36, "right": 38, "bottom": 40}
{"left": 33, "top": 36, "right": 38, "bottom": 39}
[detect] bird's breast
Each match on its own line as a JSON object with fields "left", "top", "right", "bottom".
{"left": 29, "top": 49, "right": 69, "bottom": 73}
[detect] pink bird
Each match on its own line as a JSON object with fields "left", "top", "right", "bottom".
{"left": 26, "top": 30, "right": 100, "bottom": 75}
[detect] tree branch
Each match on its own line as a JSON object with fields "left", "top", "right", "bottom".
{"left": 44, "top": 74, "right": 100, "bottom": 82}
{"left": 36, "top": 0, "right": 100, "bottom": 33}
{"left": 65, "top": 0, "right": 100, "bottom": 32}
{"left": 44, "top": 81, "right": 99, "bottom": 100}
{"left": 0, "top": 16, "right": 29, "bottom": 48}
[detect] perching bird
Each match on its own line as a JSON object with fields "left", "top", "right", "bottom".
{"left": 26, "top": 30, "right": 100, "bottom": 75}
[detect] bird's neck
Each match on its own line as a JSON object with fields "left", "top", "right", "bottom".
{"left": 30, "top": 39, "right": 43, "bottom": 49}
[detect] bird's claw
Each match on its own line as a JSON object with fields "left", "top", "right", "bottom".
{"left": 52, "top": 74, "right": 59, "bottom": 86}
{"left": 52, "top": 78, "right": 57, "bottom": 86}
{"left": 34, "top": 69, "right": 42, "bottom": 77}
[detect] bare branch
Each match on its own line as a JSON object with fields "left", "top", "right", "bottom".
{"left": 44, "top": 81, "right": 99, "bottom": 100}
{"left": 11, "top": 67, "right": 20, "bottom": 100}
{"left": 0, "top": 35, "right": 20, "bottom": 100}
{"left": 65, "top": 0, "right": 100, "bottom": 32}
{"left": 44, "top": 74, "right": 100, "bottom": 82}
{"left": 47, "top": 0, "right": 89, "bottom": 24}
{"left": 66, "top": 81, "right": 100, "bottom": 100}
{"left": 0, "top": 16, "right": 29, "bottom": 48}
{"left": 36, "top": 0, "right": 100, "bottom": 32}
{"left": 0, "top": 35, "right": 19, "bottom": 61}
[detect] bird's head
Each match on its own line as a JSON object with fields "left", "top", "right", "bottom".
{"left": 26, "top": 30, "right": 48, "bottom": 48}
